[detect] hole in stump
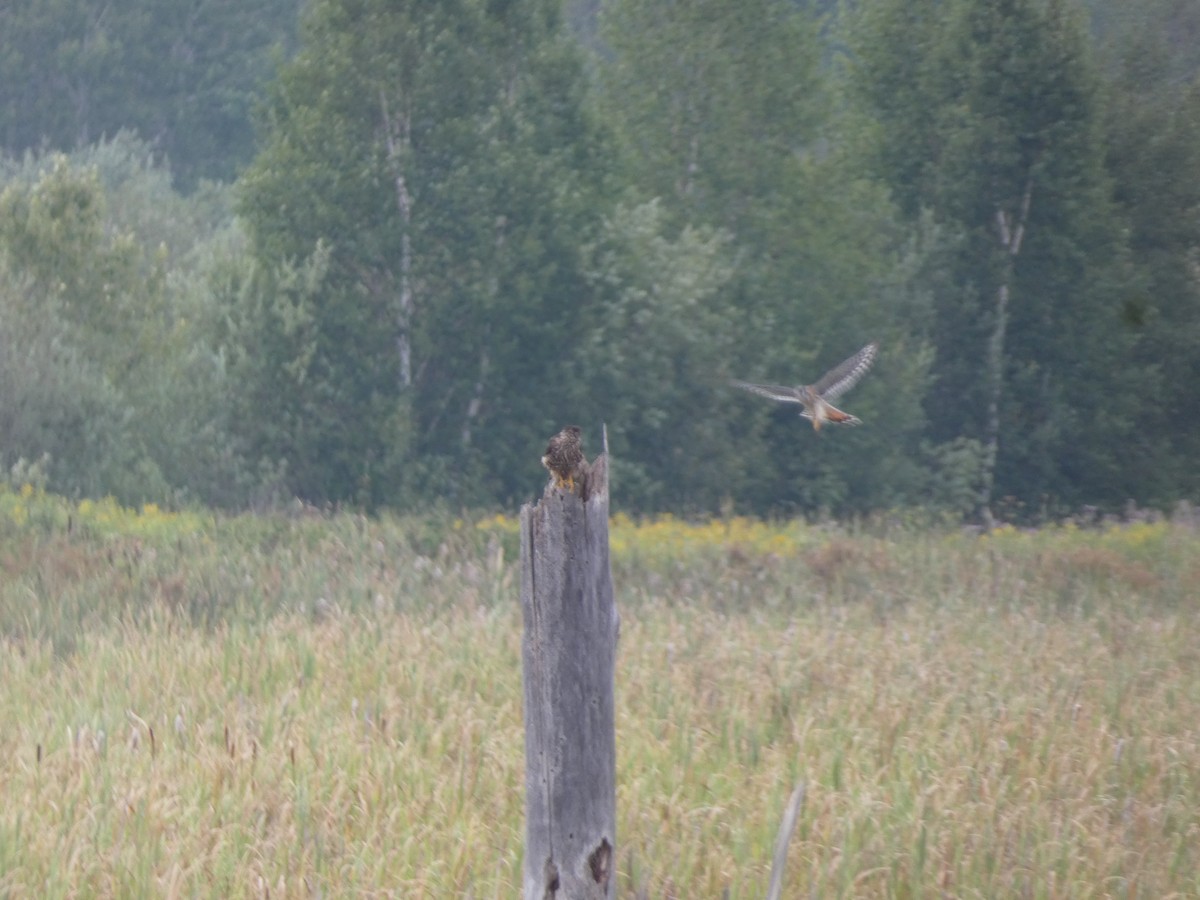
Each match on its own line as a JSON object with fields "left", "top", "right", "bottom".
{"left": 543, "top": 858, "right": 560, "bottom": 897}
{"left": 589, "top": 838, "right": 612, "bottom": 888}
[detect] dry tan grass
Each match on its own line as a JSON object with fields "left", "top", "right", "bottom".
{"left": 0, "top": 500, "right": 1198, "bottom": 897}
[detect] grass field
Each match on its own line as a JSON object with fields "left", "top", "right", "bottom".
{"left": 1, "top": 485, "right": 1198, "bottom": 897}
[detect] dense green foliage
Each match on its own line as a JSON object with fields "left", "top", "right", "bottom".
{"left": 0, "top": 0, "right": 1197, "bottom": 519}
{"left": 237, "top": 0, "right": 612, "bottom": 508}
{"left": 846, "top": 0, "right": 1141, "bottom": 518}
{"left": 0, "top": 137, "right": 253, "bottom": 504}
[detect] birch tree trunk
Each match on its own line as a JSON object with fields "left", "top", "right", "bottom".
{"left": 381, "top": 89, "right": 413, "bottom": 389}
{"left": 979, "top": 178, "right": 1033, "bottom": 527}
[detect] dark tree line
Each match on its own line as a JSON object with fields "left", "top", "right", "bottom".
{"left": 0, "top": 0, "right": 302, "bottom": 189}
{"left": 1, "top": 0, "right": 1197, "bottom": 520}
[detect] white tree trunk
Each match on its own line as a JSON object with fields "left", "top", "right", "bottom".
{"left": 381, "top": 89, "right": 413, "bottom": 389}
{"left": 979, "top": 178, "right": 1033, "bottom": 527}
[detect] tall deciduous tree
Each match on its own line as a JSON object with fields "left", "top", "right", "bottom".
{"left": 847, "top": 0, "right": 1143, "bottom": 519}
{"left": 238, "top": 0, "right": 609, "bottom": 507}
{"left": 596, "top": 0, "right": 934, "bottom": 514}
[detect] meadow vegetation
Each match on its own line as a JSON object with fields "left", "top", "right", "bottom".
{"left": 1, "top": 485, "right": 1198, "bottom": 897}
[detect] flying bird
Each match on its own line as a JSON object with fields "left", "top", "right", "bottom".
{"left": 732, "top": 342, "right": 878, "bottom": 431}
{"left": 541, "top": 425, "right": 587, "bottom": 491}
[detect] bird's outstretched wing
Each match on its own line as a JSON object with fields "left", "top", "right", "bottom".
{"left": 730, "top": 380, "right": 804, "bottom": 404}
{"left": 812, "top": 342, "right": 878, "bottom": 401}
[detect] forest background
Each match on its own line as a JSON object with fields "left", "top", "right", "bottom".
{"left": 1, "top": 0, "right": 1198, "bottom": 522}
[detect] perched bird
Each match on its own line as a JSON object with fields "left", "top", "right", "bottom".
{"left": 732, "top": 342, "right": 878, "bottom": 431}
{"left": 542, "top": 425, "right": 587, "bottom": 491}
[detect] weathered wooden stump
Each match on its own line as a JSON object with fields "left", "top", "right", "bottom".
{"left": 520, "top": 454, "right": 618, "bottom": 900}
